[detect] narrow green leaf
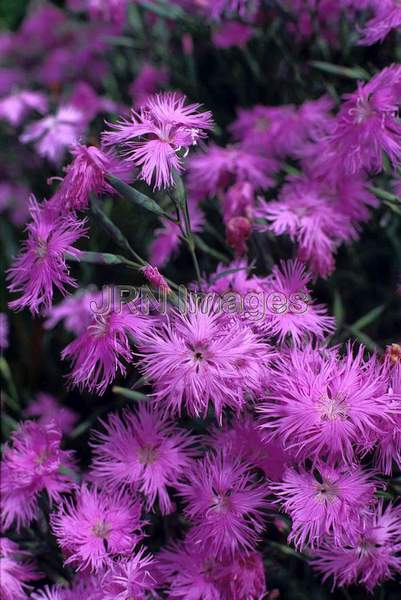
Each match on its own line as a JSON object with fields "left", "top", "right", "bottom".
{"left": 68, "top": 251, "right": 140, "bottom": 269}
{"left": 333, "top": 290, "right": 345, "bottom": 328}
{"left": 310, "top": 61, "right": 370, "bottom": 80}
{"left": 194, "top": 235, "right": 231, "bottom": 264}
{"left": 112, "top": 386, "right": 148, "bottom": 401}
{"left": 0, "top": 357, "right": 19, "bottom": 409}
{"left": 211, "top": 265, "right": 252, "bottom": 283}
{"left": 107, "top": 175, "right": 176, "bottom": 221}
{"left": 351, "top": 305, "right": 385, "bottom": 331}
{"left": 370, "top": 186, "right": 401, "bottom": 203}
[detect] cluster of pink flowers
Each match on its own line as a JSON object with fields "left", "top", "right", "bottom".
{"left": 1, "top": 1, "right": 401, "bottom": 599}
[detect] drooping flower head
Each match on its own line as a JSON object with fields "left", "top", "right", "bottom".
{"left": 271, "top": 463, "right": 377, "bottom": 550}
{"left": 90, "top": 404, "right": 196, "bottom": 514}
{"left": 51, "top": 485, "right": 143, "bottom": 572}
{"left": 0, "top": 538, "right": 41, "bottom": 600}
{"left": 50, "top": 144, "right": 132, "bottom": 213}
{"left": 7, "top": 198, "right": 87, "bottom": 314}
{"left": 1, "top": 420, "right": 76, "bottom": 530}
{"left": 312, "top": 502, "right": 401, "bottom": 592}
{"left": 103, "top": 92, "right": 213, "bottom": 189}
{"left": 138, "top": 298, "right": 272, "bottom": 420}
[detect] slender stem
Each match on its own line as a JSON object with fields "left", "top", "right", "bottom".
{"left": 172, "top": 173, "right": 202, "bottom": 286}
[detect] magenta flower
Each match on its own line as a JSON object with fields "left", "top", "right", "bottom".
{"left": 158, "top": 539, "right": 223, "bottom": 599}
{"left": 25, "top": 392, "right": 78, "bottom": 436}
{"left": 101, "top": 548, "right": 156, "bottom": 600}
{"left": 20, "top": 105, "right": 85, "bottom": 164}
{"left": 90, "top": 404, "right": 196, "bottom": 514}
{"left": 177, "top": 451, "right": 269, "bottom": 556}
{"left": 130, "top": 63, "right": 168, "bottom": 108}
{"left": 272, "top": 463, "right": 377, "bottom": 550}
{"left": 44, "top": 287, "right": 102, "bottom": 336}
{"left": 359, "top": 1, "right": 401, "bottom": 45}
{"left": 1, "top": 420, "right": 76, "bottom": 530}
{"left": 7, "top": 198, "right": 87, "bottom": 315}
{"left": 51, "top": 485, "right": 143, "bottom": 572}
{"left": 230, "top": 96, "right": 333, "bottom": 158}
{"left": 262, "top": 259, "right": 335, "bottom": 344}
{"left": 0, "top": 90, "right": 48, "bottom": 127}
{"left": 103, "top": 92, "right": 213, "bottom": 189}
{"left": 0, "top": 538, "right": 41, "bottom": 600}
{"left": 374, "top": 363, "right": 401, "bottom": 474}
{"left": 158, "top": 540, "right": 266, "bottom": 600}
{"left": 0, "top": 312, "right": 9, "bottom": 350}
{"left": 208, "top": 414, "right": 289, "bottom": 481}
{"left": 216, "top": 551, "right": 266, "bottom": 600}
{"left": 188, "top": 143, "right": 277, "bottom": 201}
{"left": 318, "top": 66, "right": 401, "bottom": 175}
{"left": 62, "top": 305, "right": 151, "bottom": 395}
{"left": 259, "top": 344, "right": 395, "bottom": 463}
{"left": 312, "top": 502, "right": 401, "bottom": 591}
{"left": 149, "top": 197, "right": 204, "bottom": 267}
{"left": 137, "top": 298, "right": 271, "bottom": 420}
{"left": 50, "top": 144, "right": 132, "bottom": 213}
{"left": 256, "top": 176, "right": 357, "bottom": 277}
{"left": 212, "top": 21, "right": 253, "bottom": 49}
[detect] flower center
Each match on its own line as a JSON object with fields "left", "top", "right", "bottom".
{"left": 138, "top": 445, "right": 159, "bottom": 465}
{"left": 36, "top": 238, "right": 48, "bottom": 259}
{"left": 92, "top": 520, "right": 110, "bottom": 539}
{"left": 319, "top": 392, "right": 348, "bottom": 421}
{"left": 315, "top": 478, "right": 338, "bottom": 503}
